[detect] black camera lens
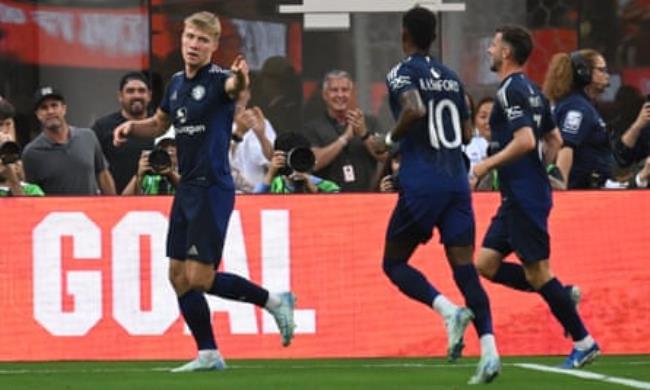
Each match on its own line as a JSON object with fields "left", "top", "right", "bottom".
{"left": 0, "top": 141, "right": 20, "bottom": 164}
{"left": 148, "top": 147, "right": 171, "bottom": 173}
{"left": 287, "top": 147, "right": 315, "bottom": 173}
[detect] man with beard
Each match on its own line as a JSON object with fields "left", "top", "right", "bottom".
{"left": 471, "top": 25, "right": 600, "bottom": 369}
{"left": 542, "top": 49, "right": 615, "bottom": 189}
{"left": 22, "top": 87, "right": 116, "bottom": 195}
{"left": 92, "top": 72, "right": 155, "bottom": 193}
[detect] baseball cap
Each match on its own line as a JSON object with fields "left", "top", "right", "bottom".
{"left": 33, "top": 86, "right": 65, "bottom": 110}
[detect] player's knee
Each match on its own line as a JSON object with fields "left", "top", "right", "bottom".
{"left": 475, "top": 258, "right": 497, "bottom": 279}
{"left": 382, "top": 258, "right": 404, "bottom": 281}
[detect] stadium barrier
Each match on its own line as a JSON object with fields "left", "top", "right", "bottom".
{"left": 0, "top": 192, "right": 648, "bottom": 361}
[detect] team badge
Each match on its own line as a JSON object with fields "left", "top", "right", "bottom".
{"left": 191, "top": 85, "right": 206, "bottom": 101}
{"left": 562, "top": 110, "right": 583, "bottom": 134}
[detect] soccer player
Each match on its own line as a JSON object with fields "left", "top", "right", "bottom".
{"left": 471, "top": 25, "right": 600, "bottom": 368}
{"left": 383, "top": 7, "right": 500, "bottom": 384}
{"left": 113, "top": 11, "right": 295, "bottom": 372}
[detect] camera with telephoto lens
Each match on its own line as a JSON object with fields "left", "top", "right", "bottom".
{"left": 286, "top": 147, "right": 315, "bottom": 173}
{"left": 0, "top": 141, "right": 20, "bottom": 165}
{"left": 147, "top": 146, "right": 172, "bottom": 173}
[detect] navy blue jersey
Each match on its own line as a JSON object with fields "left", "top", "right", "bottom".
{"left": 386, "top": 53, "right": 469, "bottom": 194}
{"left": 554, "top": 91, "right": 614, "bottom": 188}
{"left": 489, "top": 73, "right": 554, "bottom": 227}
{"left": 160, "top": 63, "right": 235, "bottom": 190}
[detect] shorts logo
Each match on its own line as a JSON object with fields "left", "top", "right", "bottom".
{"left": 188, "top": 245, "right": 199, "bottom": 256}
{"left": 562, "top": 110, "right": 583, "bottom": 134}
{"left": 192, "top": 85, "right": 206, "bottom": 101}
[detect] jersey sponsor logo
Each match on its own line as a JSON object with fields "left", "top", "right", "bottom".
{"left": 176, "top": 125, "right": 206, "bottom": 136}
{"left": 176, "top": 107, "right": 188, "bottom": 124}
{"left": 388, "top": 75, "right": 411, "bottom": 91}
{"left": 191, "top": 85, "right": 206, "bottom": 101}
{"left": 506, "top": 105, "right": 524, "bottom": 121}
{"left": 562, "top": 110, "right": 583, "bottom": 134}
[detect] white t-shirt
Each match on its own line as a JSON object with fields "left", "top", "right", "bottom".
{"left": 463, "top": 131, "right": 489, "bottom": 171}
{"left": 230, "top": 119, "right": 276, "bottom": 191}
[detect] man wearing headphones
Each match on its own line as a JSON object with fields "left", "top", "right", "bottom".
{"left": 542, "top": 49, "right": 614, "bottom": 189}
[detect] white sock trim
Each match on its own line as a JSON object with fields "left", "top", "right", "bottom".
{"left": 432, "top": 294, "right": 457, "bottom": 318}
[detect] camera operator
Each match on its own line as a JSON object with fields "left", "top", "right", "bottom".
{"left": 0, "top": 100, "right": 43, "bottom": 196}
{"left": 542, "top": 49, "right": 615, "bottom": 189}
{"left": 122, "top": 137, "right": 179, "bottom": 195}
{"left": 613, "top": 94, "right": 650, "bottom": 188}
{"left": 254, "top": 132, "right": 340, "bottom": 193}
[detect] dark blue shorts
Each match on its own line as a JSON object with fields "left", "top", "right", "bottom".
{"left": 386, "top": 189, "right": 475, "bottom": 247}
{"left": 166, "top": 183, "right": 235, "bottom": 266}
{"left": 482, "top": 202, "right": 550, "bottom": 263}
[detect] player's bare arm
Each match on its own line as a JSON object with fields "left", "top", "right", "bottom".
{"left": 387, "top": 89, "right": 426, "bottom": 142}
{"left": 473, "top": 126, "right": 536, "bottom": 179}
{"left": 225, "top": 55, "right": 250, "bottom": 99}
{"left": 113, "top": 109, "right": 171, "bottom": 147}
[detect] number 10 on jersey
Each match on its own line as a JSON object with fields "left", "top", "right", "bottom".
{"left": 428, "top": 98, "right": 462, "bottom": 150}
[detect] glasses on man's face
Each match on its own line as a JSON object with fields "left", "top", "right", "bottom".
{"left": 593, "top": 66, "right": 609, "bottom": 74}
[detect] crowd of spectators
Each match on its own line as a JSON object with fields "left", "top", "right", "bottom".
{"left": 1, "top": 52, "right": 649, "bottom": 197}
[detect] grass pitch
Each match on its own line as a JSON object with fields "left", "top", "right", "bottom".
{"left": 1, "top": 355, "right": 649, "bottom": 389}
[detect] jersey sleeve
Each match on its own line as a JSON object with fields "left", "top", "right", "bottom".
{"left": 497, "top": 83, "right": 534, "bottom": 135}
{"left": 159, "top": 79, "right": 173, "bottom": 114}
{"left": 557, "top": 106, "right": 591, "bottom": 148}
{"left": 386, "top": 62, "right": 418, "bottom": 98}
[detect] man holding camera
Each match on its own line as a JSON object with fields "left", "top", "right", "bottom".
{"left": 255, "top": 132, "right": 339, "bottom": 193}
{"left": 92, "top": 72, "right": 155, "bottom": 194}
{"left": 122, "top": 137, "right": 179, "bottom": 195}
{"left": 22, "top": 87, "right": 116, "bottom": 195}
{"left": 0, "top": 99, "right": 43, "bottom": 196}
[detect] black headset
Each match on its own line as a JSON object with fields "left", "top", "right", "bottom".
{"left": 570, "top": 51, "right": 592, "bottom": 87}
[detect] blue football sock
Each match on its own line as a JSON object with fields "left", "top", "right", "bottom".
{"left": 539, "top": 278, "right": 588, "bottom": 341}
{"left": 453, "top": 264, "right": 494, "bottom": 336}
{"left": 383, "top": 258, "right": 439, "bottom": 306}
{"left": 177, "top": 289, "right": 216, "bottom": 350}
{"left": 492, "top": 262, "right": 534, "bottom": 292}
{"left": 208, "top": 272, "right": 269, "bottom": 307}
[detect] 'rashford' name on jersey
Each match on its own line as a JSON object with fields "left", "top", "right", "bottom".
{"left": 386, "top": 53, "right": 469, "bottom": 193}
{"left": 160, "top": 63, "right": 235, "bottom": 190}
{"left": 489, "top": 72, "right": 555, "bottom": 227}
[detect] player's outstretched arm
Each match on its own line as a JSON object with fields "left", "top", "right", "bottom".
{"left": 473, "top": 126, "right": 536, "bottom": 180}
{"left": 113, "top": 109, "right": 171, "bottom": 147}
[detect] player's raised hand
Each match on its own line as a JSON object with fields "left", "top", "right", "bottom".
{"left": 230, "top": 54, "right": 250, "bottom": 90}
{"left": 113, "top": 121, "right": 133, "bottom": 147}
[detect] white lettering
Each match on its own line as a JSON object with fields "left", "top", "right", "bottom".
{"left": 112, "top": 212, "right": 178, "bottom": 335}
{"left": 261, "top": 210, "right": 316, "bottom": 335}
{"left": 33, "top": 213, "right": 102, "bottom": 336}
{"left": 175, "top": 125, "right": 207, "bottom": 136}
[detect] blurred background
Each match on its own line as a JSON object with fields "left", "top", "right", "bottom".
{"left": 1, "top": 0, "right": 649, "bottom": 146}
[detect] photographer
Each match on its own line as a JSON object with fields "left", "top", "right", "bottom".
{"left": 0, "top": 100, "right": 44, "bottom": 196}
{"left": 613, "top": 94, "right": 650, "bottom": 188}
{"left": 254, "top": 132, "right": 340, "bottom": 193}
{"left": 122, "top": 137, "right": 179, "bottom": 195}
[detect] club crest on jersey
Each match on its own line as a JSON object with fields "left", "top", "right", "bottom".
{"left": 191, "top": 85, "right": 206, "bottom": 101}
{"left": 176, "top": 107, "right": 188, "bottom": 124}
{"left": 562, "top": 110, "right": 582, "bottom": 134}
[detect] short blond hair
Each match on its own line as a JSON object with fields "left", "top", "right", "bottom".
{"left": 184, "top": 11, "right": 221, "bottom": 40}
